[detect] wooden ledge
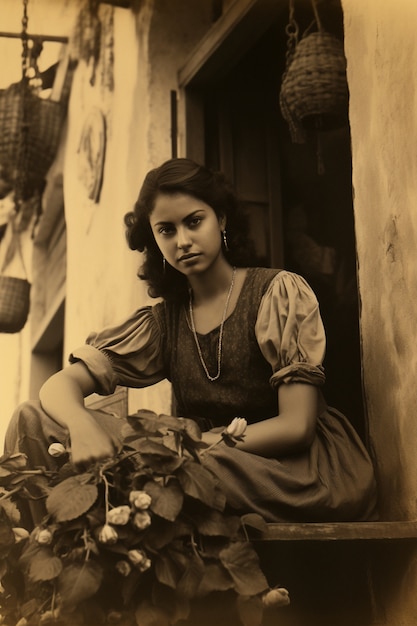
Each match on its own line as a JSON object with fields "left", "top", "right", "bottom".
{"left": 257, "top": 521, "right": 417, "bottom": 542}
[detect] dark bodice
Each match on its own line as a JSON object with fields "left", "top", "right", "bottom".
{"left": 160, "top": 268, "right": 281, "bottom": 426}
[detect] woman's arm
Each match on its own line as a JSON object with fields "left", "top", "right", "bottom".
{"left": 39, "top": 362, "right": 119, "bottom": 466}
{"left": 202, "top": 383, "right": 319, "bottom": 457}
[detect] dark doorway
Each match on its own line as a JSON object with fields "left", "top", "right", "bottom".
{"left": 185, "top": 0, "right": 365, "bottom": 440}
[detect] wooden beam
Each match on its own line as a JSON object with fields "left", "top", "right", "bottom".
{"left": 178, "top": 0, "right": 284, "bottom": 88}
{"left": 257, "top": 520, "right": 417, "bottom": 542}
{"left": 0, "top": 31, "right": 68, "bottom": 43}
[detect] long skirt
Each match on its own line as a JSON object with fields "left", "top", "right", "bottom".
{"left": 4, "top": 401, "right": 378, "bottom": 527}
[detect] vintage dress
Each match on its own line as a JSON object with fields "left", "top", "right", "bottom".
{"left": 69, "top": 268, "right": 377, "bottom": 522}
{"left": 6, "top": 269, "right": 377, "bottom": 523}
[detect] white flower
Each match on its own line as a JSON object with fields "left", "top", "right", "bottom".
{"left": 262, "top": 587, "right": 290, "bottom": 607}
{"left": 107, "top": 505, "right": 131, "bottom": 525}
{"left": 140, "top": 558, "right": 152, "bottom": 573}
{"left": 12, "top": 527, "right": 30, "bottom": 543}
{"left": 98, "top": 524, "right": 118, "bottom": 545}
{"left": 115, "top": 560, "right": 132, "bottom": 577}
{"left": 129, "top": 490, "right": 152, "bottom": 510}
{"left": 47, "top": 443, "right": 67, "bottom": 458}
{"left": 39, "top": 609, "right": 60, "bottom": 624}
{"left": 225, "top": 417, "right": 247, "bottom": 438}
{"left": 128, "top": 549, "right": 151, "bottom": 572}
{"left": 220, "top": 417, "right": 248, "bottom": 447}
{"left": 127, "top": 549, "right": 146, "bottom": 566}
{"left": 132, "top": 510, "right": 152, "bottom": 530}
{"left": 35, "top": 528, "right": 53, "bottom": 545}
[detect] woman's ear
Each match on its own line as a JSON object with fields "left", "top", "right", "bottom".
{"left": 219, "top": 214, "right": 227, "bottom": 231}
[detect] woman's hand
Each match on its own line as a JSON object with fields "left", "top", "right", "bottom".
{"left": 68, "top": 412, "right": 118, "bottom": 467}
{"left": 39, "top": 362, "right": 119, "bottom": 467}
{"left": 232, "top": 384, "right": 319, "bottom": 457}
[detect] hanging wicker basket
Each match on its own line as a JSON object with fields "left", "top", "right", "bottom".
{"left": 0, "top": 81, "right": 68, "bottom": 198}
{"left": 280, "top": 30, "right": 349, "bottom": 143}
{"left": 0, "top": 223, "right": 31, "bottom": 334}
{"left": 0, "top": 274, "right": 31, "bottom": 333}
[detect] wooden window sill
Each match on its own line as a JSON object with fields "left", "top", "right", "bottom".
{"left": 257, "top": 520, "right": 417, "bottom": 542}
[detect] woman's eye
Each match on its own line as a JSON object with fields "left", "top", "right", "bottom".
{"left": 158, "top": 226, "right": 174, "bottom": 235}
{"left": 189, "top": 217, "right": 202, "bottom": 227}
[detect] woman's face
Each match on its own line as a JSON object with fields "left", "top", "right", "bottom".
{"left": 149, "top": 192, "right": 226, "bottom": 276}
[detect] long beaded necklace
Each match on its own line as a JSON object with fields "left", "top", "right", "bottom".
{"left": 188, "top": 267, "right": 236, "bottom": 382}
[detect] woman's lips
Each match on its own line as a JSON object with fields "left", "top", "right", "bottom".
{"left": 178, "top": 253, "right": 200, "bottom": 262}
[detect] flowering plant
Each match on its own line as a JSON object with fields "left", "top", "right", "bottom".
{"left": 0, "top": 410, "right": 289, "bottom": 626}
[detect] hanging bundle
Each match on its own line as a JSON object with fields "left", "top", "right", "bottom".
{"left": 279, "top": 0, "right": 349, "bottom": 144}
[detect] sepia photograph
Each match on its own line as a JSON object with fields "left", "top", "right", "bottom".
{"left": 0, "top": 0, "right": 416, "bottom": 625}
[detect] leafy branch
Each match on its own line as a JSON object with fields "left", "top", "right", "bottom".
{"left": 0, "top": 411, "right": 290, "bottom": 626}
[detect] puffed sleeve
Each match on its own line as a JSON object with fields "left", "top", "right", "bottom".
{"left": 69, "top": 304, "right": 167, "bottom": 395}
{"left": 255, "top": 271, "right": 326, "bottom": 388}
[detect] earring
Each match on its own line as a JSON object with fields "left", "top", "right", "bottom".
{"left": 222, "top": 230, "right": 229, "bottom": 251}
{"left": 162, "top": 257, "right": 166, "bottom": 274}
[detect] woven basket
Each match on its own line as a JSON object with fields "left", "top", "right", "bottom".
{"left": 0, "top": 82, "right": 67, "bottom": 198}
{"left": 0, "top": 275, "right": 31, "bottom": 333}
{"left": 280, "top": 31, "right": 349, "bottom": 143}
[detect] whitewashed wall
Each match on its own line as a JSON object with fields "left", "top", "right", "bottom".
{"left": 0, "top": 0, "right": 213, "bottom": 442}
{"left": 62, "top": 0, "right": 212, "bottom": 414}
{"left": 0, "top": 0, "right": 77, "bottom": 445}
{"left": 343, "top": 0, "right": 417, "bottom": 623}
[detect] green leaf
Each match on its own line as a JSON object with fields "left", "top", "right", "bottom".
{"left": 154, "top": 545, "right": 204, "bottom": 599}
{"left": 144, "top": 518, "right": 193, "bottom": 552}
{"left": 143, "top": 518, "right": 177, "bottom": 551}
{"left": 240, "top": 513, "right": 268, "bottom": 535}
{"left": 0, "top": 467, "right": 12, "bottom": 479}
{"left": 219, "top": 542, "right": 268, "bottom": 596}
{"left": 135, "top": 599, "right": 170, "bottom": 626}
{"left": 154, "top": 551, "right": 180, "bottom": 589}
{"left": 28, "top": 548, "right": 63, "bottom": 582}
{"left": 0, "top": 452, "right": 28, "bottom": 470}
{"left": 176, "top": 460, "right": 224, "bottom": 510}
{"left": 152, "top": 581, "right": 190, "bottom": 623}
{"left": 21, "top": 474, "right": 52, "bottom": 500}
{"left": 0, "top": 505, "right": 14, "bottom": 558}
{"left": 236, "top": 594, "right": 264, "bottom": 626}
{"left": 196, "top": 562, "right": 234, "bottom": 597}
{"left": 175, "top": 552, "right": 205, "bottom": 598}
{"left": 0, "top": 496, "right": 21, "bottom": 525}
{"left": 121, "top": 568, "right": 142, "bottom": 606}
{"left": 58, "top": 561, "right": 103, "bottom": 609}
{"left": 177, "top": 417, "right": 202, "bottom": 443}
{"left": 196, "top": 510, "right": 241, "bottom": 537}
{"left": 46, "top": 474, "right": 98, "bottom": 521}
{"left": 132, "top": 438, "right": 184, "bottom": 473}
{"left": 127, "top": 410, "right": 181, "bottom": 436}
{"left": 145, "top": 479, "right": 183, "bottom": 522}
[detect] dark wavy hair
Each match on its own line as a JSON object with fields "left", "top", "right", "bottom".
{"left": 124, "top": 158, "right": 256, "bottom": 300}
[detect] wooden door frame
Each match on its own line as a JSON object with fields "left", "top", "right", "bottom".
{"left": 177, "top": 0, "right": 286, "bottom": 267}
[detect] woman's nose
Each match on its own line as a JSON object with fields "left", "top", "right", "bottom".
{"left": 177, "top": 226, "right": 192, "bottom": 249}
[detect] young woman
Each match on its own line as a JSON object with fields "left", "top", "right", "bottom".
{"left": 5, "top": 158, "right": 378, "bottom": 523}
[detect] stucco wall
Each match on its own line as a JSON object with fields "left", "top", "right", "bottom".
{"left": 63, "top": 0, "right": 212, "bottom": 414}
{"left": 343, "top": 1, "right": 417, "bottom": 623}
{"left": 0, "top": 0, "right": 77, "bottom": 445}
{"left": 342, "top": 0, "right": 417, "bottom": 519}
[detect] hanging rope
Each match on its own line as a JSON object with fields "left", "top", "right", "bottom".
{"left": 284, "top": 0, "right": 299, "bottom": 70}
{"left": 14, "top": 0, "right": 30, "bottom": 211}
